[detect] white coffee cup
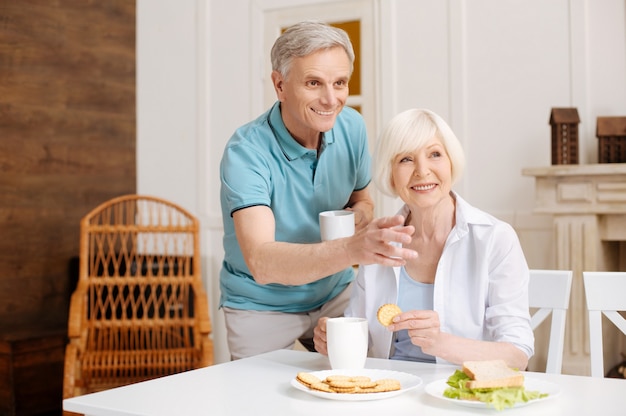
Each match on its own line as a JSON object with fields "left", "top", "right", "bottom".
{"left": 319, "top": 210, "right": 355, "bottom": 241}
{"left": 326, "top": 317, "right": 368, "bottom": 370}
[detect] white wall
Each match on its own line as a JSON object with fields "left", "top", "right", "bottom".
{"left": 137, "top": 0, "right": 626, "bottom": 364}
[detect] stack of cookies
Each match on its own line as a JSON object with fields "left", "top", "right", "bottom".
{"left": 296, "top": 372, "right": 401, "bottom": 394}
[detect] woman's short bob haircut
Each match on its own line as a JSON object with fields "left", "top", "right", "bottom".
{"left": 270, "top": 21, "right": 355, "bottom": 78}
{"left": 373, "top": 108, "right": 466, "bottom": 198}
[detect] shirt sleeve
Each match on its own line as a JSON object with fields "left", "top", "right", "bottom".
{"left": 484, "top": 222, "right": 535, "bottom": 358}
{"left": 220, "top": 139, "right": 271, "bottom": 216}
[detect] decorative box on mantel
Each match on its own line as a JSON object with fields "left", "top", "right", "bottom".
{"left": 550, "top": 108, "right": 580, "bottom": 165}
{"left": 597, "top": 116, "right": 626, "bottom": 163}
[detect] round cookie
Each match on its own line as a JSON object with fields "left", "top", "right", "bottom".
{"left": 325, "top": 375, "right": 352, "bottom": 383}
{"left": 377, "top": 304, "right": 402, "bottom": 326}
{"left": 309, "top": 381, "right": 335, "bottom": 393}
{"left": 296, "top": 372, "right": 321, "bottom": 387}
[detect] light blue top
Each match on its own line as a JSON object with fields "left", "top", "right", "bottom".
{"left": 219, "top": 102, "right": 371, "bottom": 312}
{"left": 390, "top": 266, "right": 436, "bottom": 363}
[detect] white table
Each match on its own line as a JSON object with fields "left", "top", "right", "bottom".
{"left": 64, "top": 349, "right": 626, "bottom": 416}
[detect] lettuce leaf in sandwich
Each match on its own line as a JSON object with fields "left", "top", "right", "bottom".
{"left": 443, "top": 361, "right": 548, "bottom": 411}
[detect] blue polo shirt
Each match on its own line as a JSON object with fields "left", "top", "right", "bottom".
{"left": 219, "top": 102, "right": 371, "bottom": 312}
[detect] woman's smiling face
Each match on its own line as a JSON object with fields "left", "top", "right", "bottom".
{"left": 391, "top": 136, "right": 452, "bottom": 209}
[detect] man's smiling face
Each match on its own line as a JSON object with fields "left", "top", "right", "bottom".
{"left": 273, "top": 46, "right": 351, "bottom": 148}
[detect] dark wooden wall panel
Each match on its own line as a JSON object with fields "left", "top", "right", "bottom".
{"left": 0, "top": 0, "right": 136, "bottom": 333}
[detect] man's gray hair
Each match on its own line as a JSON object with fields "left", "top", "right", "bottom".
{"left": 270, "top": 21, "right": 355, "bottom": 78}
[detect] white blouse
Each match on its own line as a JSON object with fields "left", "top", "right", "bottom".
{"left": 345, "top": 192, "right": 535, "bottom": 364}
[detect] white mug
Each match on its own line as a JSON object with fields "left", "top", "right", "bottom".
{"left": 326, "top": 317, "right": 368, "bottom": 370}
{"left": 319, "top": 210, "right": 355, "bottom": 241}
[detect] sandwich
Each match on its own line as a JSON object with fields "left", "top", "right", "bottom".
{"left": 461, "top": 359, "right": 524, "bottom": 389}
{"left": 443, "top": 359, "right": 546, "bottom": 410}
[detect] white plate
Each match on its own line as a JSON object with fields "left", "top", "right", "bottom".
{"left": 290, "top": 369, "right": 423, "bottom": 401}
{"left": 424, "top": 377, "right": 561, "bottom": 409}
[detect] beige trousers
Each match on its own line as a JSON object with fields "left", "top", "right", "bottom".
{"left": 223, "top": 283, "right": 352, "bottom": 360}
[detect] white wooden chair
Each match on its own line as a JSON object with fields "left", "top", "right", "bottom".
{"left": 583, "top": 271, "right": 626, "bottom": 378}
{"left": 528, "top": 269, "right": 573, "bottom": 374}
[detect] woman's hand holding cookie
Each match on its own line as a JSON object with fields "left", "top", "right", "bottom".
{"left": 386, "top": 309, "right": 442, "bottom": 354}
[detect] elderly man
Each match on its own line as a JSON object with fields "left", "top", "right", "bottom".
{"left": 219, "top": 21, "right": 417, "bottom": 360}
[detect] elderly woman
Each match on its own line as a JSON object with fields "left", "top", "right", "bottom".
{"left": 314, "top": 108, "right": 534, "bottom": 370}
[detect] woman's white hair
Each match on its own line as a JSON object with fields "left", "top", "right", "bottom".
{"left": 373, "top": 108, "right": 466, "bottom": 197}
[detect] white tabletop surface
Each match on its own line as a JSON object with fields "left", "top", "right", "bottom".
{"left": 64, "top": 349, "right": 626, "bottom": 416}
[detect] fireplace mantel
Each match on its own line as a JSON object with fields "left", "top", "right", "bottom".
{"left": 523, "top": 163, "right": 626, "bottom": 375}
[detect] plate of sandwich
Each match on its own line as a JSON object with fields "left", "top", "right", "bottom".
{"left": 425, "top": 359, "right": 561, "bottom": 411}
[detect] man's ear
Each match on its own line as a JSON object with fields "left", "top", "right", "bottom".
{"left": 271, "top": 71, "right": 285, "bottom": 98}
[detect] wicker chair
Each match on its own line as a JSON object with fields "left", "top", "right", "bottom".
{"left": 63, "top": 195, "right": 213, "bottom": 399}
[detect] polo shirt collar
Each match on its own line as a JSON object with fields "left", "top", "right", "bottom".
{"left": 268, "top": 102, "right": 335, "bottom": 161}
